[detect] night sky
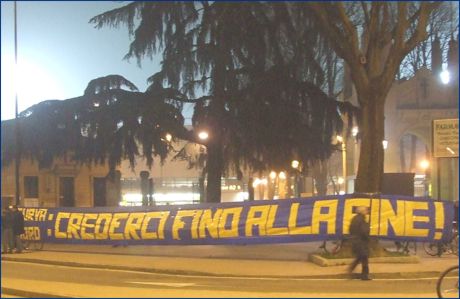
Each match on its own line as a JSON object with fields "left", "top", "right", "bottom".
{"left": 1, "top": 1, "right": 164, "bottom": 120}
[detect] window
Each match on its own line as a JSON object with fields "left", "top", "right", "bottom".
{"left": 24, "top": 176, "right": 39, "bottom": 198}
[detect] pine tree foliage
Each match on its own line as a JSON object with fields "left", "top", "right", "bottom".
{"left": 2, "top": 76, "right": 187, "bottom": 174}
{"left": 91, "top": 3, "right": 356, "bottom": 183}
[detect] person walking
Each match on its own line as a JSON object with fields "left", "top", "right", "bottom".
{"left": 11, "top": 205, "right": 25, "bottom": 253}
{"left": 347, "top": 206, "right": 371, "bottom": 280}
{"left": 1, "top": 206, "right": 14, "bottom": 254}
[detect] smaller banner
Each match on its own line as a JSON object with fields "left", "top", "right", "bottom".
{"left": 20, "top": 194, "right": 454, "bottom": 246}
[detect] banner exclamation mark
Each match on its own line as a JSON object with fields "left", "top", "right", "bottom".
{"left": 433, "top": 202, "right": 444, "bottom": 240}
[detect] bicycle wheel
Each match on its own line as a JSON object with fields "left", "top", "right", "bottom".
{"left": 323, "top": 240, "right": 342, "bottom": 255}
{"left": 21, "top": 239, "right": 30, "bottom": 250}
{"left": 30, "top": 240, "right": 44, "bottom": 251}
{"left": 437, "top": 265, "right": 459, "bottom": 298}
{"left": 424, "top": 242, "right": 439, "bottom": 256}
{"left": 450, "top": 235, "right": 458, "bottom": 256}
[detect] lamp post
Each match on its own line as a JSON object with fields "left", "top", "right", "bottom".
{"left": 14, "top": 0, "right": 21, "bottom": 206}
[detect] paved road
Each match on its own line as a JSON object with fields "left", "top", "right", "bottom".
{"left": 2, "top": 260, "right": 440, "bottom": 298}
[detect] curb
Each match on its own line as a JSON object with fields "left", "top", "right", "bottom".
{"left": 2, "top": 256, "right": 442, "bottom": 280}
{"left": 1, "top": 287, "right": 72, "bottom": 298}
{"left": 309, "top": 254, "right": 420, "bottom": 267}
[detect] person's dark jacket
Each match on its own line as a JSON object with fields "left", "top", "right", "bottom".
{"left": 12, "top": 210, "right": 25, "bottom": 235}
{"left": 1, "top": 210, "right": 14, "bottom": 230}
{"left": 349, "top": 213, "right": 370, "bottom": 255}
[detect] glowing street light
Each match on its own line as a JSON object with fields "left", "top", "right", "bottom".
{"left": 291, "top": 160, "right": 300, "bottom": 169}
{"left": 198, "top": 131, "right": 209, "bottom": 140}
{"left": 337, "top": 177, "right": 344, "bottom": 185}
{"left": 382, "top": 139, "right": 388, "bottom": 150}
{"left": 269, "top": 171, "right": 277, "bottom": 180}
{"left": 419, "top": 159, "right": 430, "bottom": 170}
{"left": 352, "top": 127, "right": 359, "bottom": 137}
{"left": 279, "top": 171, "right": 287, "bottom": 180}
{"left": 336, "top": 135, "right": 343, "bottom": 143}
{"left": 440, "top": 70, "right": 450, "bottom": 84}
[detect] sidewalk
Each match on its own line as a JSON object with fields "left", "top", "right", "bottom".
{"left": 2, "top": 242, "right": 458, "bottom": 278}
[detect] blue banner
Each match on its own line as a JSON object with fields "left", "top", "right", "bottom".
{"left": 20, "top": 194, "right": 454, "bottom": 245}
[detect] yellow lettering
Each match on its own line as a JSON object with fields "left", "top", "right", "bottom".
{"left": 67, "top": 213, "right": 83, "bottom": 239}
{"left": 190, "top": 210, "right": 203, "bottom": 239}
{"left": 124, "top": 213, "right": 145, "bottom": 240}
{"left": 140, "top": 211, "right": 170, "bottom": 240}
{"left": 55, "top": 212, "right": 69, "bottom": 239}
{"left": 288, "top": 203, "right": 312, "bottom": 235}
{"left": 199, "top": 209, "right": 222, "bottom": 238}
{"left": 404, "top": 201, "right": 429, "bottom": 237}
{"left": 81, "top": 214, "right": 97, "bottom": 240}
{"left": 433, "top": 202, "right": 445, "bottom": 240}
{"left": 266, "top": 205, "right": 289, "bottom": 236}
{"left": 379, "top": 199, "right": 405, "bottom": 236}
{"left": 95, "top": 213, "right": 112, "bottom": 240}
{"left": 219, "top": 207, "right": 242, "bottom": 238}
{"left": 369, "top": 198, "right": 380, "bottom": 236}
{"left": 312, "top": 200, "right": 338, "bottom": 234}
{"left": 109, "top": 213, "right": 129, "bottom": 240}
{"left": 37, "top": 209, "right": 47, "bottom": 221}
{"left": 245, "top": 205, "right": 271, "bottom": 236}
{"left": 172, "top": 210, "right": 196, "bottom": 240}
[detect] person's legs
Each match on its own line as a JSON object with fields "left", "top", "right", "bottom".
{"left": 361, "top": 254, "right": 370, "bottom": 280}
{"left": 348, "top": 256, "right": 360, "bottom": 273}
{"left": 14, "top": 234, "right": 23, "bottom": 253}
{"left": 1, "top": 229, "right": 7, "bottom": 253}
{"left": 4, "top": 229, "right": 14, "bottom": 253}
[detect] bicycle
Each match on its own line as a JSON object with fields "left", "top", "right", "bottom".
{"left": 424, "top": 234, "right": 458, "bottom": 257}
{"left": 394, "top": 240, "right": 417, "bottom": 255}
{"left": 21, "top": 235, "right": 44, "bottom": 251}
{"left": 319, "top": 239, "right": 344, "bottom": 255}
{"left": 437, "top": 265, "right": 459, "bottom": 298}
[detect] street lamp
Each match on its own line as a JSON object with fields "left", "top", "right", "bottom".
{"left": 382, "top": 139, "right": 388, "bottom": 150}
{"left": 279, "top": 171, "right": 287, "bottom": 180}
{"left": 419, "top": 159, "right": 430, "bottom": 170}
{"left": 351, "top": 126, "right": 359, "bottom": 137}
{"left": 198, "top": 131, "right": 209, "bottom": 140}
{"left": 291, "top": 160, "right": 300, "bottom": 169}
{"left": 440, "top": 70, "right": 450, "bottom": 84}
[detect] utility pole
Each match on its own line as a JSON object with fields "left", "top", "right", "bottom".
{"left": 14, "top": 1, "right": 21, "bottom": 206}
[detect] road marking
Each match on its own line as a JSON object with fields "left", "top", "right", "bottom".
{"left": 127, "top": 281, "right": 197, "bottom": 287}
{"left": 2, "top": 260, "right": 441, "bottom": 282}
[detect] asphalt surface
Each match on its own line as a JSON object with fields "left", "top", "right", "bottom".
{"left": 1, "top": 260, "right": 441, "bottom": 298}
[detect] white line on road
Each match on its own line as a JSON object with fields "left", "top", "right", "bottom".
{"left": 127, "top": 281, "right": 197, "bottom": 287}
{"left": 2, "top": 260, "right": 441, "bottom": 282}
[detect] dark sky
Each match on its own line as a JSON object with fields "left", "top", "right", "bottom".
{"left": 1, "top": 1, "right": 164, "bottom": 120}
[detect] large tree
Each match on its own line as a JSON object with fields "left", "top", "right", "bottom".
{"left": 90, "top": 2, "right": 354, "bottom": 202}
{"left": 1, "top": 75, "right": 188, "bottom": 173}
{"left": 306, "top": 2, "right": 442, "bottom": 193}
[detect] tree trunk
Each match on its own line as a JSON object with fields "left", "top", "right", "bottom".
{"left": 206, "top": 141, "right": 223, "bottom": 203}
{"left": 355, "top": 96, "right": 385, "bottom": 193}
{"left": 313, "top": 160, "right": 328, "bottom": 196}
